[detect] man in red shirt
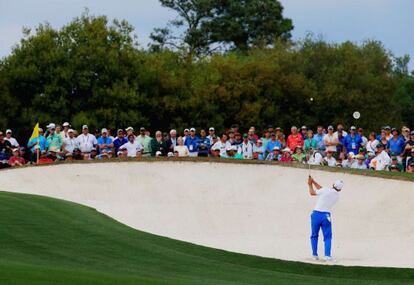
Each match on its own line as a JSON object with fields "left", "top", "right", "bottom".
{"left": 287, "top": 126, "right": 304, "bottom": 150}
{"left": 8, "top": 149, "right": 26, "bottom": 167}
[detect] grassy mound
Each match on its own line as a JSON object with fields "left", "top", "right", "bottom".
{"left": 0, "top": 192, "right": 413, "bottom": 285}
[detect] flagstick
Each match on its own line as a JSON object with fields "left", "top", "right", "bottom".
{"left": 36, "top": 140, "right": 40, "bottom": 164}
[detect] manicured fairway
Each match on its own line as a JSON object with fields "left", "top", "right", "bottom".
{"left": 0, "top": 192, "right": 413, "bottom": 285}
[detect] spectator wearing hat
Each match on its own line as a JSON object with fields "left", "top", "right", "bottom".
{"left": 182, "top": 128, "right": 190, "bottom": 143}
{"left": 207, "top": 127, "right": 215, "bottom": 145}
{"left": 247, "top": 127, "right": 258, "bottom": 143}
{"left": 344, "top": 126, "right": 362, "bottom": 155}
{"left": 198, "top": 129, "right": 210, "bottom": 157}
{"left": 304, "top": 130, "right": 318, "bottom": 153}
{"left": 174, "top": 137, "right": 189, "bottom": 157}
{"left": 265, "top": 133, "right": 282, "bottom": 157}
{"left": 233, "top": 132, "right": 243, "bottom": 146}
{"left": 287, "top": 126, "right": 304, "bottom": 151}
{"left": 210, "top": 144, "right": 221, "bottom": 157}
{"left": 300, "top": 126, "right": 308, "bottom": 140}
{"left": 341, "top": 153, "right": 356, "bottom": 168}
{"left": 8, "top": 148, "right": 26, "bottom": 167}
{"left": 27, "top": 127, "right": 48, "bottom": 163}
{"left": 388, "top": 156, "right": 403, "bottom": 172}
{"left": 370, "top": 143, "right": 391, "bottom": 171}
{"left": 388, "top": 128, "right": 405, "bottom": 158}
{"left": 401, "top": 126, "right": 410, "bottom": 142}
{"left": 323, "top": 150, "right": 337, "bottom": 167}
{"left": 125, "top": 127, "right": 135, "bottom": 138}
{"left": 314, "top": 126, "right": 326, "bottom": 151}
{"left": 405, "top": 148, "right": 414, "bottom": 170}
{"left": 76, "top": 125, "right": 98, "bottom": 158}
{"left": 237, "top": 134, "right": 254, "bottom": 160}
{"left": 351, "top": 154, "right": 368, "bottom": 170}
{"left": 212, "top": 134, "right": 231, "bottom": 157}
{"left": 323, "top": 126, "right": 338, "bottom": 154}
{"left": 223, "top": 146, "right": 243, "bottom": 159}
{"left": 280, "top": 147, "right": 293, "bottom": 163}
{"left": 253, "top": 140, "right": 265, "bottom": 160}
{"left": 307, "top": 149, "right": 324, "bottom": 166}
{"left": 119, "top": 134, "right": 143, "bottom": 158}
{"left": 113, "top": 129, "right": 128, "bottom": 157}
{"left": 334, "top": 124, "right": 347, "bottom": 138}
{"left": 292, "top": 146, "right": 306, "bottom": 163}
{"left": 5, "top": 129, "right": 19, "bottom": 148}
{"left": 37, "top": 150, "right": 54, "bottom": 165}
{"left": 185, "top": 128, "right": 199, "bottom": 157}
{"left": 406, "top": 160, "right": 414, "bottom": 173}
{"left": 266, "top": 146, "right": 281, "bottom": 161}
{"left": 166, "top": 129, "right": 178, "bottom": 153}
{"left": 60, "top": 122, "right": 71, "bottom": 139}
{"left": 137, "top": 127, "right": 152, "bottom": 157}
{"left": 97, "top": 128, "right": 114, "bottom": 158}
{"left": 401, "top": 131, "right": 414, "bottom": 170}
{"left": 151, "top": 131, "right": 167, "bottom": 156}
{"left": 384, "top": 126, "right": 392, "bottom": 141}
{"left": 62, "top": 129, "right": 79, "bottom": 158}
{"left": 46, "top": 123, "right": 63, "bottom": 153}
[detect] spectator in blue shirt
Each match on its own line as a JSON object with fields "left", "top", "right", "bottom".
{"left": 388, "top": 128, "right": 405, "bottom": 156}
{"left": 113, "top": 129, "right": 128, "bottom": 157}
{"left": 344, "top": 126, "right": 362, "bottom": 155}
{"left": 313, "top": 126, "right": 326, "bottom": 151}
{"left": 27, "top": 127, "right": 48, "bottom": 162}
{"left": 266, "top": 133, "right": 282, "bottom": 156}
{"left": 185, "top": 128, "right": 199, "bottom": 157}
{"left": 97, "top": 128, "right": 114, "bottom": 158}
{"left": 198, "top": 129, "right": 210, "bottom": 157}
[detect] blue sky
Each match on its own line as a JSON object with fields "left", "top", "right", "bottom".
{"left": 1, "top": 0, "right": 413, "bottom": 70}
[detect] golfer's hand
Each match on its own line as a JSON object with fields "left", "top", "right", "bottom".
{"left": 308, "top": 176, "right": 313, "bottom": 185}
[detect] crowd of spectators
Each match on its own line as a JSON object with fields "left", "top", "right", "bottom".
{"left": 0, "top": 122, "right": 413, "bottom": 173}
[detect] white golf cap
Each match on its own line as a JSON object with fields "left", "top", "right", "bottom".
{"left": 47, "top": 123, "right": 56, "bottom": 129}
{"left": 126, "top": 126, "right": 134, "bottom": 131}
{"left": 68, "top": 129, "right": 74, "bottom": 133}
{"left": 209, "top": 127, "right": 215, "bottom": 131}
{"left": 101, "top": 128, "right": 108, "bottom": 133}
{"left": 333, "top": 180, "right": 344, "bottom": 191}
{"left": 62, "top": 122, "right": 70, "bottom": 127}
{"left": 190, "top": 127, "right": 196, "bottom": 132}
{"left": 273, "top": 146, "right": 280, "bottom": 151}
{"left": 82, "top": 125, "right": 88, "bottom": 129}
{"left": 184, "top": 128, "right": 190, "bottom": 132}
{"left": 6, "top": 129, "right": 12, "bottom": 134}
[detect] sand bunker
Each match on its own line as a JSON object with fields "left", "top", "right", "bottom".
{"left": 0, "top": 161, "right": 413, "bottom": 268}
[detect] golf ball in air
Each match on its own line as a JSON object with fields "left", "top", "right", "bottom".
{"left": 310, "top": 97, "right": 314, "bottom": 101}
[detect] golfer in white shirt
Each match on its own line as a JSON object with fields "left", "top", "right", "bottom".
{"left": 308, "top": 176, "right": 344, "bottom": 261}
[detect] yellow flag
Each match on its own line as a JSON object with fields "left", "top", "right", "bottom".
{"left": 29, "top": 123, "right": 40, "bottom": 141}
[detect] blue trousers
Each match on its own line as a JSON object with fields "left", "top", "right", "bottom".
{"left": 310, "top": 210, "right": 332, "bottom": 257}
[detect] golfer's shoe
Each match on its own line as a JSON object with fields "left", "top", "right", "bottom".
{"left": 324, "top": 256, "right": 333, "bottom": 262}
{"left": 312, "top": 255, "right": 319, "bottom": 261}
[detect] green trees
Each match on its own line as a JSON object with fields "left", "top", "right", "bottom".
{"left": 0, "top": 11, "right": 413, "bottom": 141}
{"left": 150, "top": 0, "right": 293, "bottom": 55}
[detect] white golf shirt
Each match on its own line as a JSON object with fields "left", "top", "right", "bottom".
{"left": 76, "top": 133, "right": 97, "bottom": 153}
{"left": 120, "top": 141, "right": 143, "bottom": 157}
{"left": 314, "top": 187, "right": 339, "bottom": 212}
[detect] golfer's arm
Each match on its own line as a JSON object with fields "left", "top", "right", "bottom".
{"left": 312, "top": 181, "right": 322, "bottom": 190}
{"left": 308, "top": 184, "right": 317, "bottom": 196}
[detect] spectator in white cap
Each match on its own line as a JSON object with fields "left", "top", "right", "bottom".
{"left": 97, "top": 128, "right": 114, "bottom": 158}
{"left": 126, "top": 127, "right": 135, "bottom": 138}
{"left": 266, "top": 146, "right": 281, "bottom": 161}
{"left": 224, "top": 145, "right": 243, "bottom": 159}
{"left": 119, "top": 134, "right": 143, "bottom": 158}
{"left": 5, "top": 129, "right": 19, "bottom": 148}
{"left": 185, "top": 128, "right": 199, "bottom": 157}
{"left": 253, "top": 139, "right": 265, "bottom": 160}
{"left": 76, "top": 125, "right": 98, "bottom": 159}
{"left": 60, "top": 122, "right": 71, "bottom": 139}
{"left": 62, "top": 129, "right": 79, "bottom": 158}
{"left": 207, "top": 127, "right": 216, "bottom": 145}
{"left": 183, "top": 128, "right": 190, "bottom": 143}
{"left": 341, "top": 152, "right": 356, "bottom": 168}
{"left": 8, "top": 148, "right": 26, "bottom": 167}
{"left": 46, "top": 123, "right": 63, "bottom": 153}
{"left": 323, "top": 150, "right": 337, "bottom": 167}
{"left": 174, "top": 136, "right": 189, "bottom": 157}
{"left": 351, "top": 154, "right": 368, "bottom": 170}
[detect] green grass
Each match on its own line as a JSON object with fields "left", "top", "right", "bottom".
{"left": 1, "top": 192, "right": 414, "bottom": 285}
